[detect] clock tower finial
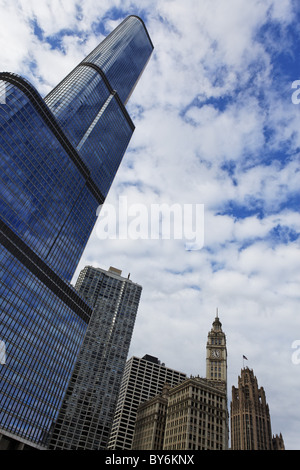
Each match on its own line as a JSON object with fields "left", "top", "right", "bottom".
{"left": 206, "top": 311, "right": 227, "bottom": 389}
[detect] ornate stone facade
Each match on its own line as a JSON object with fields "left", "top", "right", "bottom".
{"left": 132, "top": 314, "right": 229, "bottom": 450}
{"left": 231, "top": 367, "right": 285, "bottom": 450}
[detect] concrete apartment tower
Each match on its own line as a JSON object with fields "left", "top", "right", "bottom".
{"left": 49, "top": 266, "right": 142, "bottom": 450}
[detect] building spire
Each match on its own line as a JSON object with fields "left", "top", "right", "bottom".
{"left": 212, "top": 309, "right": 222, "bottom": 331}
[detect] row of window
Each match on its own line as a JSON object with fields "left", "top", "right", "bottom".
{"left": 50, "top": 269, "right": 141, "bottom": 450}
{"left": 0, "top": 246, "right": 87, "bottom": 445}
{"left": 85, "top": 16, "right": 153, "bottom": 105}
{"left": 0, "top": 79, "right": 100, "bottom": 281}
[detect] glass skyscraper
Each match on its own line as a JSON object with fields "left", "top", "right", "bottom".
{"left": 49, "top": 266, "right": 142, "bottom": 450}
{"left": 0, "top": 16, "right": 153, "bottom": 449}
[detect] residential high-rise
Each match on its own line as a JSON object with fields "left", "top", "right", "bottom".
{"left": 107, "top": 355, "right": 186, "bottom": 450}
{"left": 0, "top": 16, "right": 153, "bottom": 449}
{"left": 49, "top": 266, "right": 142, "bottom": 450}
{"left": 230, "top": 367, "right": 284, "bottom": 450}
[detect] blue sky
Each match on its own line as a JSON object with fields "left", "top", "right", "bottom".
{"left": 1, "top": 0, "right": 300, "bottom": 449}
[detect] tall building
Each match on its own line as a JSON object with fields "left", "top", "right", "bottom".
{"left": 165, "top": 376, "right": 228, "bottom": 450}
{"left": 132, "top": 384, "right": 171, "bottom": 450}
{"left": 206, "top": 310, "right": 227, "bottom": 386}
{"left": 49, "top": 266, "right": 142, "bottom": 450}
{"left": 230, "top": 367, "right": 284, "bottom": 450}
{"left": 132, "top": 313, "right": 229, "bottom": 451}
{"left": 107, "top": 355, "right": 187, "bottom": 450}
{"left": 44, "top": 15, "right": 154, "bottom": 210}
{"left": 205, "top": 312, "right": 228, "bottom": 446}
{"left": 0, "top": 16, "right": 153, "bottom": 449}
{"left": 133, "top": 376, "right": 228, "bottom": 451}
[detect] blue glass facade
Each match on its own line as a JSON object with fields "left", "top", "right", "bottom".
{"left": 0, "top": 78, "right": 100, "bottom": 281}
{"left": 45, "top": 16, "right": 153, "bottom": 199}
{"left": 85, "top": 16, "right": 153, "bottom": 105}
{"left": 45, "top": 66, "right": 135, "bottom": 199}
{"left": 0, "top": 15, "right": 153, "bottom": 449}
{"left": 0, "top": 244, "right": 89, "bottom": 445}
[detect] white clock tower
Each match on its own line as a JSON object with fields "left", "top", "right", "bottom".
{"left": 206, "top": 310, "right": 227, "bottom": 387}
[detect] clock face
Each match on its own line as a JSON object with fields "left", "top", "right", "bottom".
{"left": 211, "top": 349, "right": 220, "bottom": 358}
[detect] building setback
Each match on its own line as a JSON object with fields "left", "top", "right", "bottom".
{"left": 107, "top": 355, "right": 186, "bottom": 450}
{"left": 0, "top": 16, "right": 153, "bottom": 449}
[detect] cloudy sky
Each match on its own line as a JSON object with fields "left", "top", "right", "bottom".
{"left": 1, "top": 0, "right": 300, "bottom": 449}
